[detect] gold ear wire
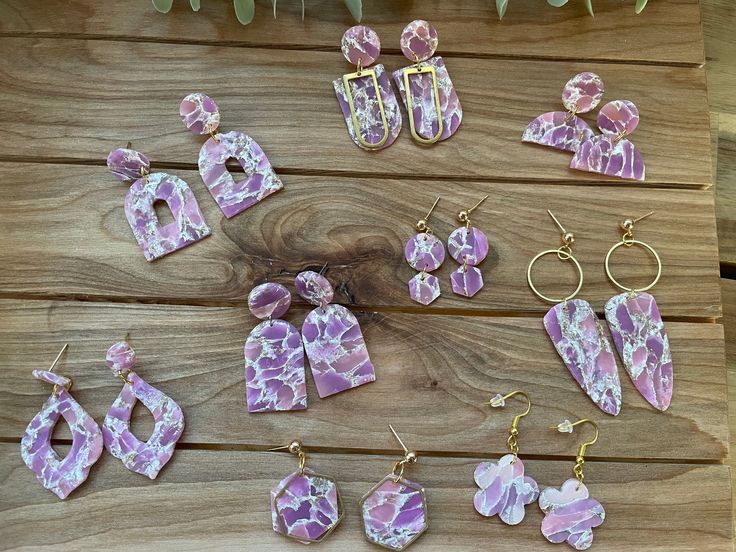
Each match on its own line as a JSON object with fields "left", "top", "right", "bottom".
{"left": 552, "top": 418, "right": 599, "bottom": 488}
{"left": 484, "top": 391, "right": 531, "bottom": 460}
{"left": 48, "top": 344, "right": 69, "bottom": 372}
{"left": 268, "top": 440, "right": 306, "bottom": 475}
{"left": 388, "top": 425, "right": 418, "bottom": 482}
{"left": 458, "top": 195, "right": 488, "bottom": 229}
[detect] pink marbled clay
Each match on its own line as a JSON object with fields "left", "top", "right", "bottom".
{"left": 474, "top": 454, "right": 539, "bottom": 525}
{"left": 21, "top": 370, "right": 103, "bottom": 499}
{"left": 522, "top": 72, "right": 604, "bottom": 153}
{"left": 392, "top": 56, "right": 462, "bottom": 142}
{"left": 295, "top": 270, "right": 334, "bottom": 307}
{"left": 408, "top": 273, "right": 441, "bottom": 305}
{"left": 570, "top": 100, "right": 645, "bottom": 181}
{"left": 544, "top": 300, "right": 622, "bottom": 416}
{"left": 448, "top": 226, "right": 489, "bottom": 298}
{"left": 107, "top": 148, "right": 151, "bottom": 181}
{"left": 180, "top": 92, "right": 221, "bottom": 135}
{"left": 605, "top": 292, "right": 673, "bottom": 411}
{"left": 103, "top": 341, "right": 185, "bottom": 479}
{"left": 400, "top": 20, "right": 438, "bottom": 63}
{"left": 341, "top": 25, "right": 381, "bottom": 66}
{"left": 405, "top": 233, "right": 445, "bottom": 305}
{"left": 198, "top": 130, "right": 283, "bottom": 218}
{"left": 271, "top": 469, "right": 342, "bottom": 543}
{"left": 360, "top": 476, "right": 428, "bottom": 550}
{"left": 539, "top": 479, "right": 605, "bottom": 550}
{"left": 248, "top": 282, "right": 292, "bottom": 320}
{"left": 450, "top": 265, "right": 484, "bottom": 298}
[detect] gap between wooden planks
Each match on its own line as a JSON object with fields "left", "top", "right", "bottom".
{"left": 0, "top": 37, "right": 712, "bottom": 187}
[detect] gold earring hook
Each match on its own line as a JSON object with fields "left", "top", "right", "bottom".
{"left": 389, "top": 425, "right": 418, "bottom": 482}
{"left": 268, "top": 440, "right": 306, "bottom": 475}
{"left": 416, "top": 196, "right": 441, "bottom": 234}
{"left": 484, "top": 391, "right": 531, "bottom": 460}
{"left": 458, "top": 195, "right": 489, "bottom": 229}
{"left": 552, "top": 418, "right": 599, "bottom": 488}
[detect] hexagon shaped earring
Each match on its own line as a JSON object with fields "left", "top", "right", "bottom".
{"left": 269, "top": 440, "right": 344, "bottom": 544}
{"left": 359, "top": 425, "right": 428, "bottom": 550}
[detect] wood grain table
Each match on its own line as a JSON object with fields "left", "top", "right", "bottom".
{"left": 0, "top": 1, "right": 730, "bottom": 550}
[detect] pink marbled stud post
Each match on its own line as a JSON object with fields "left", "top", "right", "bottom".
{"left": 522, "top": 72, "right": 604, "bottom": 153}
{"left": 400, "top": 19, "right": 439, "bottom": 62}
{"left": 248, "top": 282, "right": 292, "bottom": 320}
{"left": 570, "top": 99, "right": 645, "bottom": 181}
{"left": 107, "top": 148, "right": 151, "bottom": 181}
{"left": 341, "top": 25, "right": 381, "bottom": 66}
{"left": 179, "top": 92, "right": 221, "bottom": 135}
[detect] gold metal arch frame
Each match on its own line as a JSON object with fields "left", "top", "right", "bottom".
{"left": 527, "top": 248, "right": 584, "bottom": 304}
{"left": 604, "top": 239, "right": 662, "bottom": 293}
{"left": 403, "top": 64, "right": 443, "bottom": 144}
{"left": 342, "top": 69, "right": 390, "bottom": 149}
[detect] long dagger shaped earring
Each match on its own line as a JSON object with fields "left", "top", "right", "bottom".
{"left": 540, "top": 419, "right": 605, "bottom": 550}
{"left": 359, "top": 425, "right": 428, "bottom": 550}
{"left": 527, "top": 210, "right": 622, "bottom": 416}
{"left": 603, "top": 212, "right": 672, "bottom": 411}
{"left": 474, "top": 391, "right": 539, "bottom": 525}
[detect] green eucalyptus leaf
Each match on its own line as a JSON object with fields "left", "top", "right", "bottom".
{"left": 344, "top": 0, "right": 362, "bottom": 22}
{"left": 301, "top": 0, "right": 305, "bottom": 20}
{"left": 584, "top": 0, "right": 594, "bottom": 16}
{"left": 189, "top": 0, "right": 201, "bottom": 11}
{"left": 272, "top": 0, "right": 277, "bottom": 17}
{"left": 635, "top": 0, "right": 648, "bottom": 13}
{"left": 233, "top": 0, "right": 255, "bottom": 24}
{"left": 547, "top": 0, "right": 569, "bottom": 6}
{"left": 151, "top": 0, "right": 174, "bottom": 13}
{"left": 496, "top": 0, "right": 509, "bottom": 19}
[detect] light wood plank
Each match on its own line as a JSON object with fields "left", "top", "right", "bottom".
{"left": 722, "top": 279, "right": 736, "bottom": 528}
{"left": 0, "top": 300, "right": 726, "bottom": 461}
{"left": 0, "top": 0, "right": 705, "bottom": 65}
{"left": 0, "top": 446, "right": 731, "bottom": 551}
{"left": 0, "top": 38, "right": 713, "bottom": 187}
{"left": 0, "top": 164, "right": 721, "bottom": 318}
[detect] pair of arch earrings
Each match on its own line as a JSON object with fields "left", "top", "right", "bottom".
{"left": 107, "top": 92, "right": 282, "bottom": 261}
{"left": 528, "top": 210, "right": 672, "bottom": 416}
{"left": 21, "top": 340, "right": 185, "bottom": 499}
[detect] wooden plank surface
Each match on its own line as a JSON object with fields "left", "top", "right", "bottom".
{"left": 0, "top": 38, "right": 713, "bottom": 187}
{"left": 0, "top": 0, "right": 705, "bottom": 66}
{"left": 0, "top": 446, "right": 731, "bottom": 551}
{"left": 723, "top": 279, "right": 736, "bottom": 529}
{"left": 0, "top": 164, "right": 722, "bottom": 317}
{"left": 0, "top": 299, "right": 726, "bottom": 461}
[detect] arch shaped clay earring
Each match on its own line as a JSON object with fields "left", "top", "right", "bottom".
{"left": 21, "top": 345, "right": 103, "bottom": 499}
{"left": 333, "top": 25, "right": 402, "bottom": 150}
{"left": 180, "top": 93, "right": 283, "bottom": 217}
{"left": 392, "top": 20, "right": 462, "bottom": 144}
{"left": 107, "top": 147, "right": 211, "bottom": 261}
{"left": 527, "top": 211, "right": 622, "bottom": 416}
{"left": 522, "top": 72, "right": 604, "bottom": 152}
{"left": 474, "top": 391, "right": 539, "bottom": 525}
{"left": 102, "top": 340, "right": 185, "bottom": 479}
{"left": 245, "top": 282, "right": 307, "bottom": 412}
{"left": 570, "top": 99, "right": 645, "bottom": 181}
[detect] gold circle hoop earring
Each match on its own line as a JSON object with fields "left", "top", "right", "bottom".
{"left": 602, "top": 212, "right": 673, "bottom": 412}
{"left": 526, "top": 210, "right": 621, "bottom": 417}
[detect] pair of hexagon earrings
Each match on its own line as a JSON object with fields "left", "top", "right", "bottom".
{"left": 333, "top": 20, "right": 462, "bottom": 150}
{"left": 106, "top": 92, "right": 282, "bottom": 261}
{"left": 522, "top": 72, "right": 645, "bottom": 181}
{"left": 404, "top": 195, "right": 490, "bottom": 304}
{"left": 270, "top": 426, "right": 428, "bottom": 550}
{"left": 473, "top": 392, "right": 606, "bottom": 550}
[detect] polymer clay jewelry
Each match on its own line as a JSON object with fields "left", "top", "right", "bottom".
{"left": 404, "top": 196, "right": 445, "bottom": 305}
{"left": 360, "top": 425, "right": 428, "bottom": 550}
{"left": 447, "top": 195, "right": 489, "bottom": 298}
{"left": 527, "top": 211, "right": 622, "bottom": 416}
{"left": 270, "top": 440, "right": 344, "bottom": 544}
{"left": 107, "top": 147, "right": 211, "bottom": 261}
{"left": 570, "top": 100, "right": 645, "bottom": 181}
{"left": 392, "top": 20, "right": 462, "bottom": 144}
{"left": 473, "top": 391, "right": 539, "bottom": 525}
{"left": 522, "top": 72, "right": 604, "bottom": 153}
{"left": 540, "top": 419, "right": 605, "bottom": 550}
{"left": 180, "top": 92, "right": 283, "bottom": 217}
{"left": 103, "top": 340, "right": 185, "bottom": 479}
{"left": 604, "top": 212, "right": 672, "bottom": 411}
{"left": 334, "top": 25, "right": 402, "bottom": 150}
{"left": 295, "top": 270, "right": 376, "bottom": 397}
{"left": 21, "top": 345, "right": 103, "bottom": 499}
{"left": 244, "top": 283, "right": 307, "bottom": 412}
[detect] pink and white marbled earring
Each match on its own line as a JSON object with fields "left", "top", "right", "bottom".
{"left": 404, "top": 196, "right": 445, "bottom": 305}
{"left": 102, "top": 340, "right": 185, "bottom": 479}
{"left": 107, "top": 147, "right": 211, "bottom": 261}
{"left": 522, "top": 72, "right": 604, "bottom": 153}
{"left": 333, "top": 25, "right": 402, "bottom": 150}
{"left": 295, "top": 269, "right": 376, "bottom": 397}
{"left": 447, "top": 195, "right": 490, "bottom": 298}
{"left": 180, "top": 92, "right": 283, "bottom": 217}
{"left": 392, "top": 20, "right": 462, "bottom": 144}
{"left": 20, "top": 344, "right": 103, "bottom": 499}
{"left": 245, "top": 282, "right": 308, "bottom": 412}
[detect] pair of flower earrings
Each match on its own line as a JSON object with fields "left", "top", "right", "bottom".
{"left": 21, "top": 341, "right": 185, "bottom": 499}
{"left": 244, "top": 270, "right": 376, "bottom": 412}
{"left": 107, "top": 93, "right": 282, "bottom": 261}
{"left": 270, "top": 425, "right": 427, "bottom": 550}
{"left": 404, "top": 195, "right": 490, "bottom": 303}
{"left": 334, "top": 20, "right": 462, "bottom": 150}
{"left": 528, "top": 210, "right": 672, "bottom": 416}
{"left": 522, "top": 72, "right": 646, "bottom": 181}
{"left": 474, "top": 392, "right": 605, "bottom": 550}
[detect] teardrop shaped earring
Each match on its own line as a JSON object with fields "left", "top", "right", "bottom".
{"left": 102, "top": 338, "right": 185, "bottom": 479}
{"left": 21, "top": 344, "right": 104, "bottom": 499}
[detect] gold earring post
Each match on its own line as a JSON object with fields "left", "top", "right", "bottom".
{"left": 48, "top": 344, "right": 69, "bottom": 372}
{"left": 268, "top": 440, "right": 306, "bottom": 475}
{"left": 388, "top": 425, "right": 417, "bottom": 482}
